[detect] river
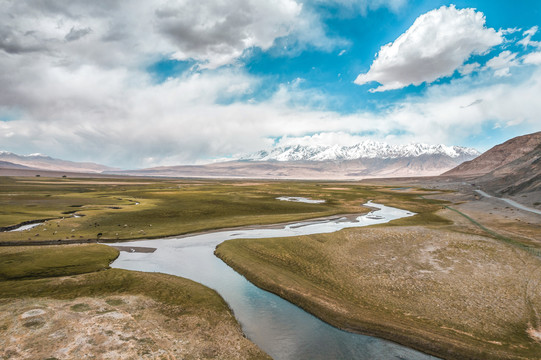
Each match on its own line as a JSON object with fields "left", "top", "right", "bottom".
{"left": 109, "top": 202, "right": 439, "bottom": 360}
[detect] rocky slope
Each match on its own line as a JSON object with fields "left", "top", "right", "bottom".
{"left": 478, "top": 143, "right": 541, "bottom": 196}
{"left": 442, "top": 131, "right": 541, "bottom": 206}
{"left": 442, "top": 132, "right": 541, "bottom": 177}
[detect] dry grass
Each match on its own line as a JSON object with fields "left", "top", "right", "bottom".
{"left": 216, "top": 225, "right": 541, "bottom": 359}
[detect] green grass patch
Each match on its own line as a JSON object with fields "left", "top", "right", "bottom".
{"left": 105, "top": 298, "right": 125, "bottom": 306}
{"left": 0, "top": 177, "right": 448, "bottom": 243}
{"left": 70, "top": 303, "right": 91, "bottom": 312}
{"left": 0, "top": 244, "right": 119, "bottom": 280}
{"left": 0, "top": 268, "right": 235, "bottom": 319}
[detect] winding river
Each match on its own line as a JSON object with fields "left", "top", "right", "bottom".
{"left": 109, "top": 202, "right": 439, "bottom": 360}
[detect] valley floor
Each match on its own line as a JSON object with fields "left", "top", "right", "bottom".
{"left": 1, "top": 175, "right": 540, "bottom": 359}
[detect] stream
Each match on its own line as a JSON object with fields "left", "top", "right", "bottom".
{"left": 109, "top": 202, "right": 439, "bottom": 360}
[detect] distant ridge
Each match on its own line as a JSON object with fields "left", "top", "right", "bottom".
{"left": 0, "top": 151, "right": 118, "bottom": 173}
{"left": 0, "top": 160, "right": 35, "bottom": 170}
{"left": 108, "top": 141, "right": 479, "bottom": 179}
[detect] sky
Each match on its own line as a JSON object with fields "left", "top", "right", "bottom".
{"left": 1, "top": 0, "right": 540, "bottom": 168}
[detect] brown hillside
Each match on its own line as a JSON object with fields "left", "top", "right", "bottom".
{"left": 442, "top": 131, "right": 541, "bottom": 177}
{"left": 479, "top": 143, "right": 541, "bottom": 196}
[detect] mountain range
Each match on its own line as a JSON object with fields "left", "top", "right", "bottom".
{"left": 1, "top": 133, "right": 539, "bottom": 196}
{"left": 0, "top": 141, "right": 481, "bottom": 179}
{"left": 106, "top": 142, "right": 480, "bottom": 179}
{"left": 242, "top": 142, "right": 479, "bottom": 162}
{"left": 0, "top": 151, "right": 118, "bottom": 173}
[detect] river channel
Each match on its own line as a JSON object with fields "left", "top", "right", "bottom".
{"left": 109, "top": 202, "right": 439, "bottom": 360}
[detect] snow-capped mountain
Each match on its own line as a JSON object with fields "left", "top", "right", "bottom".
{"left": 241, "top": 141, "right": 480, "bottom": 162}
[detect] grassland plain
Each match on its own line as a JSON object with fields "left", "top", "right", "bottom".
{"left": 7, "top": 175, "right": 532, "bottom": 359}
{"left": 0, "top": 176, "right": 452, "bottom": 359}
{"left": 216, "top": 211, "right": 541, "bottom": 360}
{"left": 0, "top": 244, "right": 270, "bottom": 359}
{"left": 0, "top": 176, "right": 448, "bottom": 244}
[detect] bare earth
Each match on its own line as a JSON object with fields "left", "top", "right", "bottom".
{"left": 0, "top": 295, "right": 267, "bottom": 360}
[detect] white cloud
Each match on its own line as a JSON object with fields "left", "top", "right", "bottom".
{"left": 0, "top": 0, "right": 323, "bottom": 70}
{"left": 276, "top": 132, "right": 372, "bottom": 147}
{"left": 0, "top": 0, "right": 349, "bottom": 167}
{"left": 523, "top": 51, "right": 541, "bottom": 65}
{"left": 524, "top": 26, "right": 539, "bottom": 37}
{"left": 1, "top": 1, "right": 540, "bottom": 168}
{"left": 264, "top": 68, "right": 541, "bottom": 150}
{"left": 518, "top": 26, "right": 540, "bottom": 48}
{"left": 275, "top": 5, "right": 348, "bottom": 54}
{"left": 485, "top": 50, "right": 519, "bottom": 77}
{"left": 458, "top": 62, "right": 481, "bottom": 76}
{"left": 354, "top": 5, "right": 502, "bottom": 92}
{"left": 159, "top": 0, "right": 303, "bottom": 68}
{"left": 2, "top": 63, "right": 541, "bottom": 167}
{"left": 493, "top": 68, "right": 510, "bottom": 77}
{"left": 486, "top": 51, "right": 518, "bottom": 68}
{"left": 499, "top": 27, "right": 521, "bottom": 35}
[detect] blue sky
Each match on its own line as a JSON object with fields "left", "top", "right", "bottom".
{"left": 1, "top": 0, "right": 540, "bottom": 167}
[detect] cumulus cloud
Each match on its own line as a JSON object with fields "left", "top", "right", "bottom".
{"left": 354, "top": 5, "right": 502, "bottom": 92}
{"left": 157, "top": 0, "right": 303, "bottom": 68}
{"left": 256, "top": 67, "right": 541, "bottom": 151}
{"left": 0, "top": 0, "right": 322, "bottom": 70}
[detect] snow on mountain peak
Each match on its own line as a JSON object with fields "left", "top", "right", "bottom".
{"left": 240, "top": 141, "right": 480, "bottom": 162}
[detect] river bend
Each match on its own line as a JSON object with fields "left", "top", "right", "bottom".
{"left": 109, "top": 202, "right": 439, "bottom": 360}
